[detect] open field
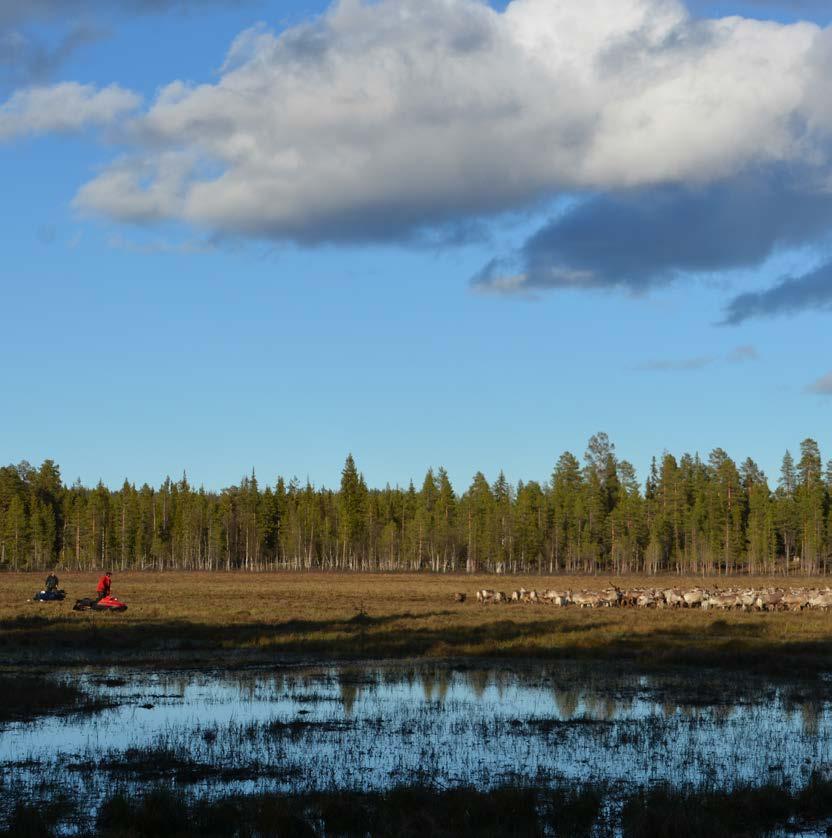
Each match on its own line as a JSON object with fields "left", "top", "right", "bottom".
{"left": 3, "top": 572, "right": 832, "bottom": 671}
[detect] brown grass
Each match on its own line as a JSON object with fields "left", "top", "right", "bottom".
{"left": 2, "top": 571, "right": 832, "bottom": 671}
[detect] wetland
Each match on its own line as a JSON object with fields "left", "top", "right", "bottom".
{"left": 5, "top": 572, "right": 832, "bottom": 835}
{"left": 4, "top": 660, "right": 832, "bottom": 835}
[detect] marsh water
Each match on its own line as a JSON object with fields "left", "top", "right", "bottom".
{"left": 2, "top": 661, "right": 832, "bottom": 822}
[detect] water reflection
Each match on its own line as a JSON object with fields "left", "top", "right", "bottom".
{"left": 1, "top": 662, "right": 831, "bottom": 808}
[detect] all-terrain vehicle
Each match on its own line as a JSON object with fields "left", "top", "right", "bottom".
{"left": 73, "top": 595, "right": 128, "bottom": 613}
{"left": 33, "top": 589, "right": 66, "bottom": 602}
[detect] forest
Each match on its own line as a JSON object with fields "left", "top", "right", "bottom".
{"left": 0, "top": 434, "right": 830, "bottom": 575}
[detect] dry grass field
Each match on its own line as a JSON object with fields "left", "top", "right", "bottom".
{"left": 2, "top": 571, "right": 832, "bottom": 672}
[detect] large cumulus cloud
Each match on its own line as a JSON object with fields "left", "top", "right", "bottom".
{"left": 5, "top": 0, "right": 832, "bottom": 323}
{"left": 69, "top": 0, "right": 829, "bottom": 247}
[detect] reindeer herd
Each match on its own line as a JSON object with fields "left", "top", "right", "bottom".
{"left": 465, "top": 585, "right": 832, "bottom": 611}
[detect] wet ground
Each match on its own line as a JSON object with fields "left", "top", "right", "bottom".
{"left": 2, "top": 661, "right": 832, "bottom": 834}
{"left": 3, "top": 662, "right": 832, "bottom": 785}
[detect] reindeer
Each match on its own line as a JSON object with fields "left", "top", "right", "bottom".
{"left": 599, "top": 586, "right": 622, "bottom": 607}
{"left": 782, "top": 592, "right": 809, "bottom": 612}
{"left": 573, "top": 591, "right": 602, "bottom": 609}
{"left": 711, "top": 593, "right": 740, "bottom": 611}
{"left": 663, "top": 589, "right": 684, "bottom": 609}
{"left": 738, "top": 590, "right": 758, "bottom": 611}
{"left": 757, "top": 590, "right": 783, "bottom": 612}
{"left": 542, "top": 589, "right": 568, "bottom": 607}
{"left": 620, "top": 589, "right": 640, "bottom": 608}
{"left": 636, "top": 592, "right": 657, "bottom": 609}
{"left": 808, "top": 591, "right": 832, "bottom": 610}
{"left": 682, "top": 589, "right": 705, "bottom": 608}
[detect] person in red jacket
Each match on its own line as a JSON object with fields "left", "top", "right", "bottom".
{"left": 96, "top": 572, "right": 112, "bottom": 601}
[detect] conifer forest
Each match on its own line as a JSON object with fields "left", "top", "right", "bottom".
{"left": 2, "top": 434, "right": 831, "bottom": 575}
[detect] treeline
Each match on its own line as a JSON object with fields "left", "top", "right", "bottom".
{"left": 1, "top": 434, "right": 831, "bottom": 575}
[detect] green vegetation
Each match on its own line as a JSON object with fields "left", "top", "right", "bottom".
{"left": 1, "top": 435, "right": 831, "bottom": 574}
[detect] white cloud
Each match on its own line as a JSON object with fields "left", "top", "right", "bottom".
{"left": 70, "top": 0, "right": 831, "bottom": 243}
{"left": 0, "top": 81, "right": 140, "bottom": 139}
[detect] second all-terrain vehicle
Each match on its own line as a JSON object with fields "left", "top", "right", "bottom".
{"left": 73, "top": 595, "right": 128, "bottom": 613}
{"left": 33, "top": 589, "right": 66, "bottom": 602}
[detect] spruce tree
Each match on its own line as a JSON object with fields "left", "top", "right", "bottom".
{"left": 338, "top": 454, "right": 366, "bottom": 567}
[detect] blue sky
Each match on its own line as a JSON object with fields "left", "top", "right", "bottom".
{"left": 1, "top": 0, "right": 831, "bottom": 493}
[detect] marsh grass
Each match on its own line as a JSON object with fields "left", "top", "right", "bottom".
{"left": 3, "top": 572, "right": 832, "bottom": 672}
{"left": 618, "top": 780, "right": 832, "bottom": 837}
{"left": 91, "top": 785, "right": 569, "bottom": 838}
{"left": 0, "top": 799, "right": 71, "bottom": 838}
{"left": 68, "top": 743, "right": 299, "bottom": 785}
{"left": 7, "top": 778, "right": 832, "bottom": 837}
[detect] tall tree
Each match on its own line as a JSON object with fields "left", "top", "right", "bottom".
{"left": 796, "top": 439, "right": 826, "bottom": 574}
{"left": 338, "top": 454, "right": 366, "bottom": 568}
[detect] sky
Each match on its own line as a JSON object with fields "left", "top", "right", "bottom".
{"left": 2, "top": 0, "right": 832, "bottom": 493}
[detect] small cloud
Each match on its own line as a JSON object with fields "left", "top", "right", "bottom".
{"left": 107, "top": 232, "right": 215, "bottom": 254}
{"left": 471, "top": 270, "right": 535, "bottom": 297}
{"left": 472, "top": 258, "right": 595, "bottom": 297}
{"left": 720, "top": 262, "right": 832, "bottom": 326}
{"left": 0, "top": 81, "right": 140, "bottom": 140}
{"left": 637, "top": 345, "right": 760, "bottom": 372}
{"left": 636, "top": 356, "right": 715, "bottom": 372}
{"left": 807, "top": 371, "right": 832, "bottom": 395}
{"left": 726, "top": 345, "right": 759, "bottom": 363}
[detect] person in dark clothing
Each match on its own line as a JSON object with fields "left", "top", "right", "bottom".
{"left": 96, "top": 572, "right": 112, "bottom": 601}
{"left": 44, "top": 571, "right": 59, "bottom": 592}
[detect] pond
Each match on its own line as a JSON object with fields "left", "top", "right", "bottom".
{"left": 2, "top": 661, "right": 832, "bottom": 833}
